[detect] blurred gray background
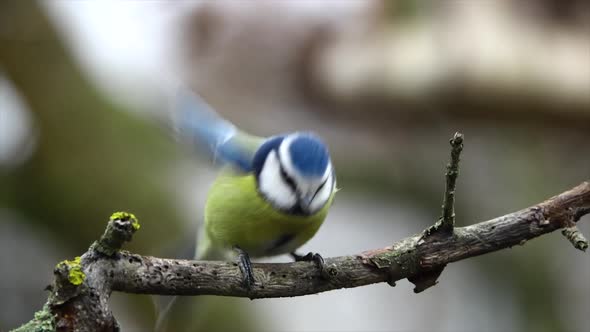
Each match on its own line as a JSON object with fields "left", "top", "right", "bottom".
{"left": 1, "top": 1, "right": 589, "bottom": 331}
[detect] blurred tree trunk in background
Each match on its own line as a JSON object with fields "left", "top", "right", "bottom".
{"left": 0, "top": 2, "right": 259, "bottom": 330}
{"left": 0, "top": 1, "right": 184, "bottom": 329}
{"left": 0, "top": 1, "right": 182, "bottom": 253}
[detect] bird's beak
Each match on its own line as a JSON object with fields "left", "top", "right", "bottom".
{"left": 300, "top": 194, "right": 314, "bottom": 212}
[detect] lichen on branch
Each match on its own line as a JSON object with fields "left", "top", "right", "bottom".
{"left": 12, "top": 212, "right": 140, "bottom": 332}
{"left": 11, "top": 136, "right": 590, "bottom": 332}
{"left": 55, "top": 256, "right": 85, "bottom": 286}
{"left": 91, "top": 211, "right": 140, "bottom": 256}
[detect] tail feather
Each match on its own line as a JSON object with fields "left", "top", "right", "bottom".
{"left": 155, "top": 227, "right": 227, "bottom": 332}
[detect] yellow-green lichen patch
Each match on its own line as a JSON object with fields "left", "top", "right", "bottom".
{"left": 12, "top": 304, "right": 55, "bottom": 332}
{"left": 110, "top": 211, "right": 137, "bottom": 222}
{"left": 56, "top": 256, "right": 86, "bottom": 286}
{"left": 131, "top": 219, "right": 140, "bottom": 231}
{"left": 110, "top": 211, "right": 140, "bottom": 231}
{"left": 68, "top": 267, "right": 85, "bottom": 285}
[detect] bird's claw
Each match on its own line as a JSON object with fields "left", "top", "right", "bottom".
{"left": 291, "top": 252, "right": 330, "bottom": 280}
{"left": 234, "top": 246, "right": 255, "bottom": 289}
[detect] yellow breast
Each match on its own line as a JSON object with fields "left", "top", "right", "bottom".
{"left": 204, "top": 170, "right": 334, "bottom": 257}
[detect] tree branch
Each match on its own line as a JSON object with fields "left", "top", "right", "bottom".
{"left": 13, "top": 136, "right": 590, "bottom": 332}
{"left": 561, "top": 226, "right": 589, "bottom": 251}
{"left": 440, "top": 132, "right": 463, "bottom": 231}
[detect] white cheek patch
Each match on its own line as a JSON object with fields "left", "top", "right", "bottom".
{"left": 258, "top": 150, "right": 297, "bottom": 209}
{"left": 309, "top": 172, "right": 334, "bottom": 213}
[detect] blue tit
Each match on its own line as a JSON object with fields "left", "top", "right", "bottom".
{"left": 175, "top": 89, "right": 337, "bottom": 286}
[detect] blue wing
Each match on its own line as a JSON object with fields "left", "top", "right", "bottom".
{"left": 174, "top": 89, "right": 263, "bottom": 172}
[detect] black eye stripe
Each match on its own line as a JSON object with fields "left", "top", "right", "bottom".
{"left": 279, "top": 164, "right": 297, "bottom": 192}
{"left": 311, "top": 176, "right": 329, "bottom": 201}
{"left": 276, "top": 151, "right": 297, "bottom": 192}
{"left": 275, "top": 149, "right": 332, "bottom": 206}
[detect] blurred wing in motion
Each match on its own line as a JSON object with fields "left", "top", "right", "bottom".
{"left": 173, "top": 89, "right": 263, "bottom": 172}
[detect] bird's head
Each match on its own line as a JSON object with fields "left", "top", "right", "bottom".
{"left": 252, "top": 132, "right": 335, "bottom": 216}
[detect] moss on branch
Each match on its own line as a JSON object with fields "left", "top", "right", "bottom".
{"left": 91, "top": 211, "right": 140, "bottom": 256}
{"left": 11, "top": 136, "right": 590, "bottom": 332}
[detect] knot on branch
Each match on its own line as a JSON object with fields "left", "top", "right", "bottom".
{"left": 414, "top": 132, "right": 465, "bottom": 290}
{"left": 408, "top": 266, "right": 445, "bottom": 293}
{"left": 573, "top": 207, "right": 590, "bottom": 223}
{"left": 449, "top": 132, "right": 464, "bottom": 159}
{"left": 91, "top": 212, "right": 140, "bottom": 256}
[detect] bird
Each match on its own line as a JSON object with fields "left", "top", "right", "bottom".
{"left": 174, "top": 89, "right": 337, "bottom": 287}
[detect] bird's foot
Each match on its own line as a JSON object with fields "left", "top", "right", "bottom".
{"left": 233, "top": 246, "right": 256, "bottom": 289}
{"left": 290, "top": 252, "right": 330, "bottom": 280}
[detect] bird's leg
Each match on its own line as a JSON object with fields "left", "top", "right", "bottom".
{"left": 290, "top": 251, "right": 330, "bottom": 279}
{"left": 233, "top": 246, "right": 255, "bottom": 289}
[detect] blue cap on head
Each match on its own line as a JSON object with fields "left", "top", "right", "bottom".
{"left": 288, "top": 134, "right": 330, "bottom": 177}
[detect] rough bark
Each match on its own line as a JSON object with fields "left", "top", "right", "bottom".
{"left": 12, "top": 135, "right": 590, "bottom": 332}
{"left": 13, "top": 186, "right": 590, "bottom": 332}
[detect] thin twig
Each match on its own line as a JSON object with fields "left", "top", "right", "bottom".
{"left": 106, "top": 182, "right": 590, "bottom": 298}
{"left": 12, "top": 128, "right": 590, "bottom": 332}
{"left": 13, "top": 182, "right": 590, "bottom": 332}
{"left": 440, "top": 132, "right": 464, "bottom": 231}
{"left": 561, "top": 226, "right": 589, "bottom": 251}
